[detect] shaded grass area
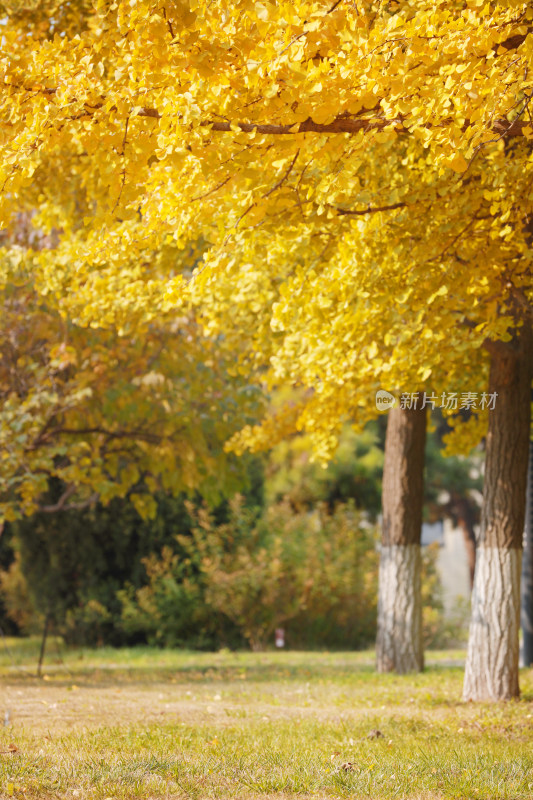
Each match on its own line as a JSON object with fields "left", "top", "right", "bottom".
{"left": 0, "top": 640, "right": 532, "bottom": 799}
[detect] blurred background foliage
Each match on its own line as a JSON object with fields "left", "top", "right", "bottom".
{"left": 0, "top": 417, "right": 477, "bottom": 651}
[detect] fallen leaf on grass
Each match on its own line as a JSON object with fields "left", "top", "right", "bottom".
{"left": 0, "top": 744, "right": 19, "bottom": 754}
{"left": 340, "top": 762, "right": 358, "bottom": 772}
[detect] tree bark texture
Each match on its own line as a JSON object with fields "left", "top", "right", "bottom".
{"left": 463, "top": 324, "right": 532, "bottom": 700}
{"left": 521, "top": 439, "right": 533, "bottom": 667}
{"left": 377, "top": 404, "right": 426, "bottom": 673}
{"left": 463, "top": 546, "right": 522, "bottom": 700}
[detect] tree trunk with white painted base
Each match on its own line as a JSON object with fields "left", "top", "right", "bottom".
{"left": 463, "top": 546, "right": 521, "bottom": 699}
{"left": 522, "top": 440, "right": 533, "bottom": 667}
{"left": 377, "top": 404, "right": 426, "bottom": 673}
{"left": 463, "top": 324, "right": 532, "bottom": 701}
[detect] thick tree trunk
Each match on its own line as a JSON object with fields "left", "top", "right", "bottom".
{"left": 521, "top": 439, "right": 533, "bottom": 667}
{"left": 377, "top": 404, "right": 426, "bottom": 673}
{"left": 463, "top": 324, "right": 532, "bottom": 701}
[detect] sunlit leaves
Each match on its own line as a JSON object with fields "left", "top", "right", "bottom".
{"left": 0, "top": 0, "right": 532, "bottom": 472}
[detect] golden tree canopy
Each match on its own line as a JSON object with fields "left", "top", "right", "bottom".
{"left": 0, "top": 0, "right": 531, "bottom": 462}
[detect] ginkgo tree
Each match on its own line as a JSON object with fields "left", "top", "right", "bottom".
{"left": 191, "top": 139, "right": 530, "bottom": 690}
{"left": 0, "top": 237, "right": 263, "bottom": 522}
{"left": 1, "top": 0, "right": 532, "bottom": 700}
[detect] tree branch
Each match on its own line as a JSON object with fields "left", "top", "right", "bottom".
{"left": 204, "top": 116, "right": 400, "bottom": 134}
{"left": 335, "top": 202, "right": 406, "bottom": 216}
{"left": 137, "top": 112, "right": 530, "bottom": 138}
{"left": 42, "top": 426, "right": 162, "bottom": 445}
{"left": 39, "top": 491, "right": 100, "bottom": 514}
{"left": 494, "top": 27, "right": 532, "bottom": 52}
{"left": 38, "top": 484, "right": 75, "bottom": 513}
{"left": 9, "top": 85, "right": 533, "bottom": 138}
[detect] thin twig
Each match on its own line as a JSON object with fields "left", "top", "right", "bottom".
{"left": 263, "top": 149, "right": 300, "bottom": 198}
{"left": 191, "top": 175, "right": 231, "bottom": 202}
{"left": 162, "top": 7, "right": 175, "bottom": 39}
{"left": 112, "top": 115, "right": 130, "bottom": 213}
{"left": 460, "top": 91, "right": 533, "bottom": 180}
{"left": 327, "top": 0, "right": 344, "bottom": 13}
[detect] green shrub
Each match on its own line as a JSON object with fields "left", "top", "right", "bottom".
{"left": 0, "top": 482, "right": 453, "bottom": 652}
{"left": 118, "top": 544, "right": 232, "bottom": 650}
{"left": 120, "top": 498, "right": 380, "bottom": 650}
{"left": 0, "top": 490, "right": 198, "bottom": 645}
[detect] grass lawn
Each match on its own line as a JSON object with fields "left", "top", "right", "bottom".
{"left": 0, "top": 640, "right": 532, "bottom": 799}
